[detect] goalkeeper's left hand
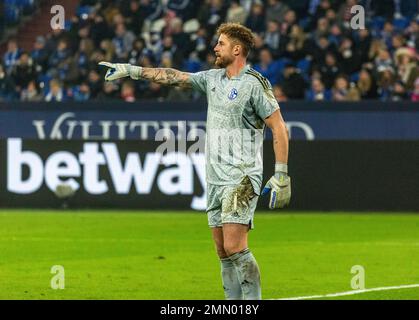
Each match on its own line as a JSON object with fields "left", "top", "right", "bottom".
{"left": 261, "top": 163, "right": 291, "bottom": 209}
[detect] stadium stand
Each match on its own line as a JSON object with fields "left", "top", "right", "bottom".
{"left": 0, "top": 0, "right": 418, "bottom": 102}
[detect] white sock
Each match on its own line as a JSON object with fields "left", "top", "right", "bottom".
{"left": 229, "top": 248, "right": 262, "bottom": 300}
{"left": 220, "top": 257, "right": 243, "bottom": 300}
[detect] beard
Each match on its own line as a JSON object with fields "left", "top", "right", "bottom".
{"left": 215, "top": 54, "right": 234, "bottom": 68}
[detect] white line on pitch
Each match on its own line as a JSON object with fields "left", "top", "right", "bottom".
{"left": 275, "top": 284, "right": 419, "bottom": 300}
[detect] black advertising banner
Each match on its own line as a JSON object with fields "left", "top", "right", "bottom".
{"left": 1, "top": 139, "right": 419, "bottom": 211}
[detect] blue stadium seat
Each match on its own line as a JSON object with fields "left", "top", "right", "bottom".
{"left": 371, "top": 16, "right": 385, "bottom": 31}
{"left": 349, "top": 72, "right": 360, "bottom": 83}
{"left": 76, "top": 5, "right": 94, "bottom": 18}
{"left": 393, "top": 17, "right": 410, "bottom": 31}
{"left": 38, "top": 74, "right": 52, "bottom": 95}
{"left": 5, "top": 6, "right": 20, "bottom": 24}
{"left": 297, "top": 58, "right": 311, "bottom": 74}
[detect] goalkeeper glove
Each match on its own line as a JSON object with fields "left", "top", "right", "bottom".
{"left": 98, "top": 61, "right": 143, "bottom": 81}
{"left": 261, "top": 162, "right": 291, "bottom": 209}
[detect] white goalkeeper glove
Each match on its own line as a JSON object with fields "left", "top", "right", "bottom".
{"left": 98, "top": 61, "right": 143, "bottom": 81}
{"left": 261, "top": 163, "right": 291, "bottom": 209}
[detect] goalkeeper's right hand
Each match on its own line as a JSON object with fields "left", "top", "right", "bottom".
{"left": 98, "top": 61, "right": 143, "bottom": 81}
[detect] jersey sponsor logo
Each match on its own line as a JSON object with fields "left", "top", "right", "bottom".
{"left": 228, "top": 88, "right": 238, "bottom": 100}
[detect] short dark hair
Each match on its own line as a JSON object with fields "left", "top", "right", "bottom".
{"left": 216, "top": 23, "right": 255, "bottom": 57}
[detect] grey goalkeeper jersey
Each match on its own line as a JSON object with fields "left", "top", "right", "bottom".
{"left": 189, "top": 65, "right": 279, "bottom": 195}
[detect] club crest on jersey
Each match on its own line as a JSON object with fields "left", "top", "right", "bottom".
{"left": 228, "top": 88, "right": 238, "bottom": 100}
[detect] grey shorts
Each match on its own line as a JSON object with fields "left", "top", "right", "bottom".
{"left": 206, "top": 176, "right": 259, "bottom": 229}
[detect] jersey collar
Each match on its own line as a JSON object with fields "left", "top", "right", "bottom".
{"left": 224, "top": 64, "right": 251, "bottom": 80}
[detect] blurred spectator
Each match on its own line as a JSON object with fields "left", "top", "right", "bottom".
{"left": 167, "top": 0, "right": 197, "bottom": 21}
{"left": 0, "top": 64, "right": 15, "bottom": 101}
{"left": 376, "top": 67, "right": 396, "bottom": 101}
{"left": 45, "top": 79, "right": 65, "bottom": 102}
{"left": 337, "top": 0, "right": 358, "bottom": 29}
{"left": 87, "top": 69, "right": 103, "bottom": 99}
{"left": 253, "top": 48, "right": 282, "bottom": 85}
{"left": 140, "top": 81, "right": 169, "bottom": 100}
{"left": 411, "top": 77, "right": 419, "bottom": 101}
{"left": 121, "top": 80, "right": 136, "bottom": 102}
{"left": 170, "top": 18, "right": 193, "bottom": 58}
{"left": 264, "top": 21, "right": 286, "bottom": 57}
{"left": 312, "top": 17, "right": 330, "bottom": 44}
{"left": 48, "top": 39, "right": 71, "bottom": 73}
{"left": 21, "top": 81, "right": 43, "bottom": 102}
{"left": 100, "top": 39, "right": 117, "bottom": 62}
{"left": 11, "top": 52, "right": 38, "bottom": 96}
{"left": 313, "top": 36, "right": 337, "bottom": 66}
{"left": 337, "top": 36, "right": 362, "bottom": 75}
{"left": 191, "top": 27, "right": 210, "bottom": 61}
{"left": 31, "top": 36, "right": 49, "bottom": 74}
{"left": 3, "top": 39, "right": 21, "bottom": 75}
{"left": 332, "top": 75, "right": 360, "bottom": 101}
{"left": 226, "top": 0, "right": 248, "bottom": 25}
{"left": 279, "top": 10, "right": 297, "bottom": 35}
{"left": 124, "top": 0, "right": 147, "bottom": 34}
{"left": 245, "top": 1, "right": 266, "bottom": 35}
{"left": 166, "top": 86, "right": 192, "bottom": 101}
{"left": 97, "top": 81, "right": 120, "bottom": 101}
{"left": 391, "top": 80, "right": 408, "bottom": 101}
{"left": 0, "top": 0, "right": 417, "bottom": 102}
{"left": 197, "top": 0, "right": 226, "bottom": 36}
{"left": 112, "top": 23, "right": 136, "bottom": 60}
{"left": 90, "top": 13, "right": 115, "bottom": 47}
{"left": 273, "top": 84, "right": 288, "bottom": 102}
{"left": 394, "top": 47, "right": 419, "bottom": 91}
{"left": 319, "top": 52, "right": 342, "bottom": 89}
{"left": 380, "top": 21, "right": 395, "bottom": 49}
{"left": 306, "top": 77, "right": 331, "bottom": 101}
{"left": 355, "top": 29, "right": 372, "bottom": 63}
{"left": 70, "top": 82, "right": 91, "bottom": 102}
{"left": 368, "top": 39, "right": 387, "bottom": 62}
{"left": 265, "top": 0, "right": 289, "bottom": 26}
{"left": 282, "top": 63, "right": 307, "bottom": 99}
{"left": 374, "top": 48, "right": 394, "bottom": 74}
{"left": 356, "top": 68, "right": 378, "bottom": 99}
{"left": 285, "top": 25, "right": 310, "bottom": 61}
{"left": 309, "top": 0, "right": 333, "bottom": 27}
{"left": 74, "top": 38, "right": 95, "bottom": 79}
{"left": 404, "top": 19, "right": 418, "bottom": 51}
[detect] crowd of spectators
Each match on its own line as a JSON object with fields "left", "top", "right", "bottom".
{"left": 0, "top": 0, "right": 418, "bottom": 103}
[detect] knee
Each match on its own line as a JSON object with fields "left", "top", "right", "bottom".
{"left": 223, "top": 243, "right": 246, "bottom": 257}
{"left": 215, "top": 245, "right": 228, "bottom": 259}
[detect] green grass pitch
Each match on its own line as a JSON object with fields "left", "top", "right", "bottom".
{"left": 0, "top": 210, "right": 418, "bottom": 300}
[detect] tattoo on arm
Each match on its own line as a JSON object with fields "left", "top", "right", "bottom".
{"left": 141, "top": 68, "right": 192, "bottom": 88}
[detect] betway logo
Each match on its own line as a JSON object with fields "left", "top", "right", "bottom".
{"left": 6, "top": 138, "right": 206, "bottom": 210}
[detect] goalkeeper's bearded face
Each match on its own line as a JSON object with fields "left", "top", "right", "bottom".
{"left": 214, "top": 34, "right": 236, "bottom": 68}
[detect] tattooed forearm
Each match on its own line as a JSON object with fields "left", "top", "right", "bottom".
{"left": 140, "top": 68, "right": 192, "bottom": 88}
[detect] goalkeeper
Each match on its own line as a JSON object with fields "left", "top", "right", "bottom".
{"left": 99, "top": 23, "right": 291, "bottom": 300}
